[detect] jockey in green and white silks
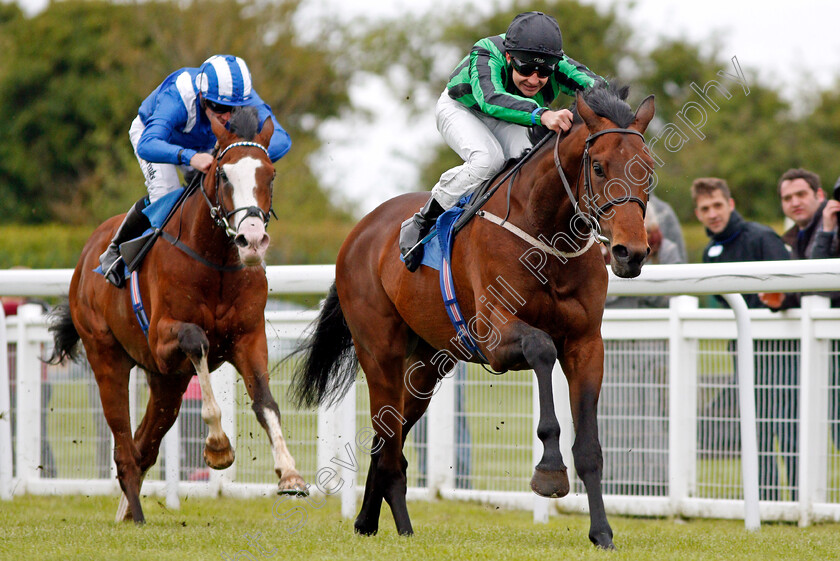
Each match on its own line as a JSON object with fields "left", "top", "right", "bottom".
{"left": 399, "top": 11, "right": 606, "bottom": 272}
{"left": 99, "top": 54, "right": 291, "bottom": 288}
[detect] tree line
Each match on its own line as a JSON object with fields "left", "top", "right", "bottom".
{"left": 0, "top": 0, "right": 837, "bottom": 265}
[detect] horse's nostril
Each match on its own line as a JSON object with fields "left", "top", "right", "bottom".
{"left": 234, "top": 234, "right": 248, "bottom": 249}
{"left": 612, "top": 245, "right": 629, "bottom": 261}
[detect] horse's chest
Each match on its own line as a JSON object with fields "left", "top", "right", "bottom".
{"left": 524, "top": 291, "right": 600, "bottom": 338}
{"left": 207, "top": 303, "right": 258, "bottom": 337}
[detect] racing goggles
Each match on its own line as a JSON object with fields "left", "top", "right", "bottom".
{"left": 205, "top": 99, "right": 235, "bottom": 114}
{"left": 510, "top": 56, "right": 556, "bottom": 78}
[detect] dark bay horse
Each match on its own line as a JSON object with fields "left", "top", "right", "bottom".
{"left": 48, "top": 108, "right": 306, "bottom": 523}
{"left": 291, "top": 84, "right": 655, "bottom": 548}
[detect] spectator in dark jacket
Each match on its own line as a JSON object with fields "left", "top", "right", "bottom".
{"left": 760, "top": 168, "right": 840, "bottom": 309}
{"left": 692, "top": 177, "right": 791, "bottom": 308}
{"left": 760, "top": 169, "right": 840, "bottom": 455}
{"left": 692, "top": 177, "right": 797, "bottom": 501}
{"left": 816, "top": 174, "right": 840, "bottom": 257}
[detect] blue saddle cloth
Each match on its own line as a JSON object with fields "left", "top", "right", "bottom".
{"left": 401, "top": 195, "right": 471, "bottom": 272}
{"left": 401, "top": 195, "right": 487, "bottom": 360}
{"left": 94, "top": 189, "right": 187, "bottom": 337}
{"left": 142, "top": 187, "right": 185, "bottom": 228}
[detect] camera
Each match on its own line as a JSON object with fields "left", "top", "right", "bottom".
{"left": 833, "top": 175, "right": 840, "bottom": 202}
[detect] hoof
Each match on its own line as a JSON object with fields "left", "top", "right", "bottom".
{"left": 115, "top": 494, "right": 145, "bottom": 524}
{"left": 115, "top": 494, "right": 133, "bottom": 523}
{"left": 529, "top": 467, "right": 570, "bottom": 498}
{"left": 591, "top": 532, "right": 616, "bottom": 550}
{"left": 277, "top": 472, "right": 309, "bottom": 496}
{"left": 204, "top": 435, "right": 235, "bottom": 470}
{"left": 354, "top": 520, "right": 378, "bottom": 536}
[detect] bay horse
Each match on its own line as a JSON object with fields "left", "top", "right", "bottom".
{"left": 47, "top": 107, "right": 307, "bottom": 524}
{"left": 291, "top": 84, "right": 655, "bottom": 549}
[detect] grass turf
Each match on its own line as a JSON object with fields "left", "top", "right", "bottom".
{"left": 1, "top": 495, "right": 839, "bottom": 561}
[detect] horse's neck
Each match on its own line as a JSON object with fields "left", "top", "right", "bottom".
{"left": 178, "top": 189, "right": 238, "bottom": 263}
{"left": 514, "top": 127, "right": 586, "bottom": 244}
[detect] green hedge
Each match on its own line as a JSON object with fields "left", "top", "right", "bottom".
{"left": 0, "top": 219, "right": 355, "bottom": 270}
{"left": 0, "top": 224, "right": 91, "bottom": 269}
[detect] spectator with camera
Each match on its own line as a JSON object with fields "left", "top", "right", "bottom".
{"left": 815, "top": 174, "right": 840, "bottom": 258}
{"left": 760, "top": 168, "right": 840, "bottom": 310}
{"left": 761, "top": 168, "right": 840, "bottom": 458}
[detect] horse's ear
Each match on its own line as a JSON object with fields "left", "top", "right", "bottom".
{"left": 256, "top": 117, "right": 274, "bottom": 148}
{"left": 576, "top": 91, "right": 604, "bottom": 132}
{"left": 630, "top": 95, "right": 655, "bottom": 134}
{"left": 210, "top": 114, "right": 229, "bottom": 141}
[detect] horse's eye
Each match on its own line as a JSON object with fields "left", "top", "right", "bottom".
{"left": 219, "top": 170, "right": 228, "bottom": 183}
{"left": 592, "top": 162, "right": 605, "bottom": 177}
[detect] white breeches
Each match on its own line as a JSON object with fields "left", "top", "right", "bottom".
{"left": 430, "top": 89, "right": 532, "bottom": 209}
{"left": 128, "top": 116, "right": 191, "bottom": 203}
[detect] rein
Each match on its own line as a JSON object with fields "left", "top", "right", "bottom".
{"left": 452, "top": 130, "right": 557, "bottom": 237}
{"left": 158, "top": 140, "right": 275, "bottom": 273}
{"left": 199, "top": 141, "right": 276, "bottom": 238}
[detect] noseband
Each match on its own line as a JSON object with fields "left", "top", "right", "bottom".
{"left": 200, "top": 141, "right": 275, "bottom": 238}
{"left": 553, "top": 128, "right": 648, "bottom": 243}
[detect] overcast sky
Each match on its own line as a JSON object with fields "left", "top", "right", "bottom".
{"left": 9, "top": 0, "right": 840, "bottom": 214}
{"left": 311, "top": 0, "right": 840, "bottom": 213}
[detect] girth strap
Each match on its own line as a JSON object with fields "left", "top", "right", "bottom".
{"left": 477, "top": 210, "right": 596, "bottom": 260}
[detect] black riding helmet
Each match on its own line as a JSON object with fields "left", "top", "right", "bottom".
{"left": 503, "top": 11, "right": 563, "bottom": 65}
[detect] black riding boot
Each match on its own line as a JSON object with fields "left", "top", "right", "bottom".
{"left": 399, "top": 196, "right": 445, "bottom": 272}
{"left": 98, "top": 199, "right": 151, "bottom": 288}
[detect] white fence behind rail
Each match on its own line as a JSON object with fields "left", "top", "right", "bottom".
{"left": 2, "top": 263, "right": 840, "bottom": 528}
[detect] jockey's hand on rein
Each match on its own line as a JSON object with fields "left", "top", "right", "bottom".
{"left": 190, "top": 153, "right": 214, "bottom": 174}
{"left": 540, "top": 109, "right": 574, "bottom": 133}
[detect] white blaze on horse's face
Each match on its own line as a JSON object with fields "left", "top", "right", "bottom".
{"left": 222, "top": 156, "right": 271, "bottom": 266}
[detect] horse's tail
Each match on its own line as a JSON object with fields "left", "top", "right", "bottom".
{"left": 45, "top": 302, "right": 81, "bottom": 365}
{"left": 289, "top": 283, "right": 358, "bottom": 409}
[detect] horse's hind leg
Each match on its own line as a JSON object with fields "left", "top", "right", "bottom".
{"left": 132, "top": 371, "right": 193, "bottom": 473}
{"left": 177, "top": 323, "right": 235, "bottom": 469}
{"left": 561, "top": 335, "right": 615, "bottom": 550}
{"left": 355, "top": 438, "right": 384, "bottom": 536}
{"left": 354, "top": 343, "right": 419, "bottom": 537}
{"left": 84, "top": 342, "right": 145, "bottom": 523}
{"left": 355, "top": 339, "right": 441, "bottom": 537}
{"left": 231, "top": 330, "right": 307, "bottom": 495}
{"left": 114, "top": 370, "right": 193, "bottom": 521}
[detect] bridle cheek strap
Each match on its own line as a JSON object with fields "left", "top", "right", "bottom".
{"left": 202, "top": 142, "right": 274, "bottom": 238}
{"left": 554, "top": 128, "right": 649, "bottom": 243}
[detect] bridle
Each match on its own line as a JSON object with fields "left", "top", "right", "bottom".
{"left": 553, "top": 128, "right": 648, "bottom": 243}
{"left": 199, "top": 141, "right": 276, "bottom": 238}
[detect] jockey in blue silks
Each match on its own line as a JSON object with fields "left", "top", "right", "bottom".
{"left": 99, "top": 54, "right": 291, "bottom": 288}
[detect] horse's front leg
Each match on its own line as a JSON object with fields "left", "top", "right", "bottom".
{"left": 496, "top": 322, "right": 569, "bottom": 498}
{"left": 560, "top": 334, "right": 614, "bottom": 550}
{"left": 231, "top": 330, "right": 307, "bottom": 495}
{"left": 153, "top": 319, "right": 235, "bottom": 469}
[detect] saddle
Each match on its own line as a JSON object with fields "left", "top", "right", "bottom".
{"left": 413, "top": 126, "right": 557, "bottom": 270}
{"left": 451, "top": 126, "right": 555, "bottom": 237}
{"left": 411, "top": 130, "right": 557, "bottom": 367}
{"left": 118, "top": 186, "right": 192, "bottom": 273}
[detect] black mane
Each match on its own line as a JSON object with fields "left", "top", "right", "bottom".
{"left": 228, "top": 106, "right": 259, "bottom": 140}
{"left": 527, "top": 81, "right": 635, "bottom": 146}
{"left": 571, "top": 81, "right": 634, "bottom": 128}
